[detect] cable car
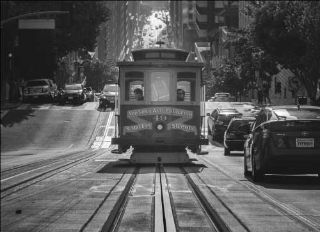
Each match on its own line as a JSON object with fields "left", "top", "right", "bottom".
{"left": 112, "top": 48, "right": 208, "bottom": 163}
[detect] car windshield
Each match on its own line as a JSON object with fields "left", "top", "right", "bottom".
{"left": 220, "top": 109, "right": 239, "bottom": 114}
{"left": 218, "top": 114, "right": 240, "bottom": 124}
{"left": 65, "top": 85, "right": 82, "bottom": 90}
{"left": 26, "top": 80, "right": 48, "bottom": 86}
{"left": 103, "top": 85, "right": 117, "bottom": 92}
{"left": 274, "top": 108, "right": 320, "bottom": 119}
{"left": 229, "top": 120, "right": 255, "bottom": 131}
{"left": 215, "top": 93, "right": 230, "bottom": 97}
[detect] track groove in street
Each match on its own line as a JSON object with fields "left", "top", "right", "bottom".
{"left": 1, "top": 149, "right": 102, "bottom": 199}
{"left": 200, "top": 156, "right": 320, "bottom": 232}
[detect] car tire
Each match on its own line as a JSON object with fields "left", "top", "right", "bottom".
{"left": 224, "top": 147, "right": 230, "bottom": 156}
{"left": 252, "top": 154, "right": 264, "bottom": 182}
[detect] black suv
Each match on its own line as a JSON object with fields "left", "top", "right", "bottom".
{"left": 223, "top": 117, "right": 255, "bottom": 156}
{"left": 207, "top": 108, "right": 242, "bottom": 142}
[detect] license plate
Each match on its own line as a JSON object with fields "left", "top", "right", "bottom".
{"left": 33, "top": 96, "right": 38, "bottom": 98}
{"left": 68, "top": 96, "right": 73, "bottom": 100}
{"left": 296, "top": 138, "right": 314, "bottom": 148}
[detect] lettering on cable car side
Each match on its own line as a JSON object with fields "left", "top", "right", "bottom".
{"left": 123, "top": 107, "right": 197, "bottom": 135}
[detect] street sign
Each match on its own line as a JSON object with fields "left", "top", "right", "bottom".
{"left": 18, "top": 19, "right": 55, "bottom": 29}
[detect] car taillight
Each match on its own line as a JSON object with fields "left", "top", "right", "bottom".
{"left": 262, "top": 129, "right": 270, "bottom": 139}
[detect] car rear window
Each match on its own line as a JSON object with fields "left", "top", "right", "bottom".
{"left": 229, "top": 120, "right": 254, "bottom": 131}
{"left": 274, "top": 108, "right": 320, "bottom": 119}
{"left": 218, "top": 114, "right": 241, "bottom": 124}
{"left": 26, "top": 80, "right": 48, "bottom": 86}
{"left": 65, "top": 85, "right": 82, "bottom": 90}
{"left": 103, "top": 85, "right": 117, "bottom": 92}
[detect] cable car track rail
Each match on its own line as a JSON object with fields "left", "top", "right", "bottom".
{"left": 1, "top": 149, "right": 104, "bottom": 199}
{"left": 200, "top": 156, "right": 320, "bottom": 232}
{"left": 83, "top": 164, "right": 246, "bottom": 232}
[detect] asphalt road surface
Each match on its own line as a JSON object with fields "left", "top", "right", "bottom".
{"left": 1, "top": 102, "right": 319, "bottom": 232}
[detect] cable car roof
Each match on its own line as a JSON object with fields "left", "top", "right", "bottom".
{"left": 131, "top": 48, "right": 189, "bottom": 62}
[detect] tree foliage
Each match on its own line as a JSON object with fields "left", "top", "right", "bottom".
{"left": 83, "top": 60, "right": 110, "bottom": 91}
{"left": 251, "top": 1, "right": 320, "bottom": 103}
{"left": 2, "top": 1, "right": 110, "bottom": 58}
{"left": 206, "top": 61, "right": 242, "bottom": 97}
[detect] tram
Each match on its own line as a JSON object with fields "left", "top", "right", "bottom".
{"left": 111, "top": 48, "right": 208, "bottom": 163}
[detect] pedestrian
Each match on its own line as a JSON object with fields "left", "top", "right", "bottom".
{"left": 262, "top": 81, "right": 271, "bottom": 104}
{"left": 134, "top": 88, "right": 144, "bottom": 101}
{"left": 177, "top": 89, "right": 185, "bottom": 101}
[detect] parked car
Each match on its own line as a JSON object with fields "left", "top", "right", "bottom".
{"left": 223, "top": 117, "right": 255, "bottom": 156}
{"left": 23, "top": 79, "right": 57, "bottom": 102}
{"left": 244, "top": 105, "right": 320, "bottom": 181}
{"left": 99, "top": 84, "right": 118, "bottom": 109}
{"left": 207, "top": 108, "right": 242, "bottom": 141}
{"left": 58, "top": 83, "right": 86, "bottom": 104}
{"left": 209, "top": 92, "right": 231, "bottom": 102}
{"left": 85, "top": 87, "right": 94, "bottom": 102}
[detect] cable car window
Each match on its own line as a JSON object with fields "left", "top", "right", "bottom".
{"left": 150, "top": 72, "right": 170, "bottom": 101}
{"left": 125, "top": 71, "right": 144, "bottom": 101}
{"left": 177, "top": 72, "right": 196, "bottom": 102}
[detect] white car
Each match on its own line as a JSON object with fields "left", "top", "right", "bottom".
{"left": 23, "top": 79, "right": 57, "bottom": 102}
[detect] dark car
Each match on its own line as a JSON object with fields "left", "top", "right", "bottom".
{"left": 99, "top": 84, "right": 118, "bottom": 110}
{"left": 85, "top": 87, "right": 94, "bottom": 102}
{"left": 223, "top": 117, "right": 255, "bottom": 156}
{"left": 23, "top": 79, "right": 57, "bottom": 102}
{"left": 58, "top": 83, "right": 86, "bottom": 104}
{"left": 244, "top": 105, "right": 320, "bottom": 181}
{"left": 207, "top": 108, "right": 242, "bottom": 141}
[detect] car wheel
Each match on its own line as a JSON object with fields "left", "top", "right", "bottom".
{"left": 224, "top": 147, "right": 230, "bottom": 156}
{"left": 252, "top": 154, "right": 264, "bottom": 182}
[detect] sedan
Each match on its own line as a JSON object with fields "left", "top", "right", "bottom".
{"left": 244, "top": 105, "right": 320, "bottom": 181}
{"left": 58, "top": 83, "right": 86, "bottom": 105}
{"left": 223, "top": 117, "right": 255, "bottom": 156}
{"left": 207, "top": 108, "right": 242, "bottom": 142}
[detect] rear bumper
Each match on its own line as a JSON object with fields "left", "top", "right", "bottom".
{"left": 24, "top": 93, "right": 51, "bottom": 98}
{"left": 112, "top": 137, "right": 208, "bottom": 146}
{"left": 265, "top": 147, "right": 320, "bottom": 173}
{"left": 224, "top": 139, "right": 245, "bottom": 150}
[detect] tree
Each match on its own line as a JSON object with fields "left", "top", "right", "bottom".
{"left": 206, "top": 61, "right": 243, "bottom": 98}
{"left": 251, "top": 1, "right": 320, "bottom": 104}
{"left": 2, "top": 1, "right": 110, "bottom": 59}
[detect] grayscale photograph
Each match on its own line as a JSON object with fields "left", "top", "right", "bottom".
{"left": 1, "top": 1, "right": 320, "bottom": 231}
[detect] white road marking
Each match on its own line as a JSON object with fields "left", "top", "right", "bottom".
{"left": 91, "top": 111, "right": 114, "bottom": 150}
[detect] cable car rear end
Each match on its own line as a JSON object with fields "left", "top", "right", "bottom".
{"left": 112, "top": 48, "right": 208, "bottom": 163}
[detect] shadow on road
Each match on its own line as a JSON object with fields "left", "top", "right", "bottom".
{"left": 97, "top": 159, "right": 208, "bottom": 174}
{"left": 246, "top": 174, "right": 320, "bottom": 190}
{"left": 1, "top": 109, "right": 35, "bottom": 127}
